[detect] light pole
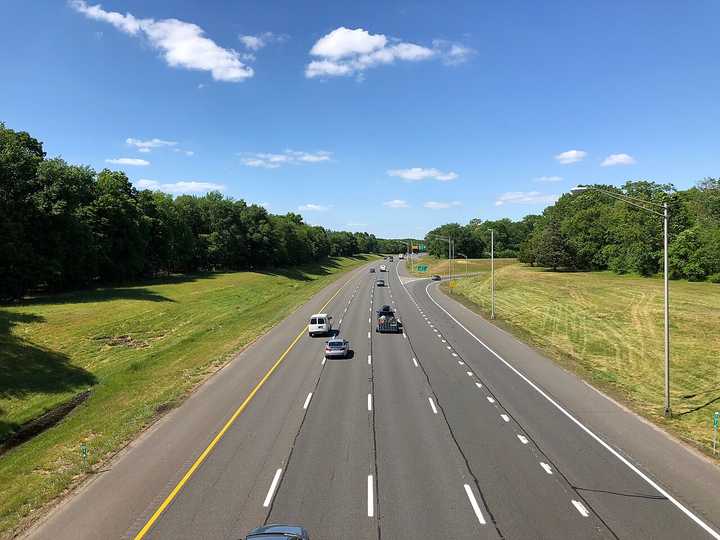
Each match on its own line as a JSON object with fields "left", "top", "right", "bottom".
{"left": 456, "top": 253, "right": 468, "bottom": 277}
{"left": 490, "top": 229, "right": 495, "bottom": 320}
{"left": 571, "top": 185, "right": 671, "bottom": 417}
{"left": 429, "top": 234, "right": 453, "bottom": 285}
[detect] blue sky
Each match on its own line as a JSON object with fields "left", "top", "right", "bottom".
{"left": 2, "top": 1, "right": 719, "bottom": 238}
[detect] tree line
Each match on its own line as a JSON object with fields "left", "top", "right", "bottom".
{"left": 0, "top": 123, "right": 408, "bottom": 300}
{"left": 426, "top": 179, "right": 720, "bottom": 282}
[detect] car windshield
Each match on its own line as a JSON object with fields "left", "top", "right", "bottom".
{"left": 328, "top": 341, "right": 344, "bottom": 348}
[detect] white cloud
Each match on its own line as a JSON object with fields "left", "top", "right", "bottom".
{"left": 239, "top": 32, "right": 286, "bottom": 51}
{"left": 306, "top": 27, "right": 470, "bottom": 79}
{"left": 601, "top": 153, "right": 636, "bottom": 166}
{"left": 298, "top": 203, "right": 330, "bottom": 212}
{"left": 137, "top": 179, "right": 224, "bottom": 194}
{"left": 387, "top": 167, "right": 458, "bottom": 182}
{"left": 172, "top": 148, "right": 195, "bottom": 156}
{"left": 106, "top": 157, "right": 150, "bottom": 166}
{"left": 240, "top": 150, "right": 331, "bottom": 168}
{"left": 70, "top": 1, "right": 253, "bottom": 82}
{"left": 424, "top": 201, "right": 462, "bottom": 209}
{"left": 383, "top": 199, "right": 409, "bottom": 208}
{"left": 555, "top": 149, "right": 587, "bottom": 164}
{"left": 126, "top": 137, "right": 177, "bottom": 152}
{"left": 534, "top": 175, "right": 563, "bottom": 183}
{"left": 431, "top": 39, "right": 476, "bottom": 65}
{"left": 495, "top": 191, "right": 559, "bottom": 206}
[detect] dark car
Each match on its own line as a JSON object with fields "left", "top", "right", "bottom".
{"left": 431, "top": 274, "right": 442, "bottom": 281}
{"left": 246, "top": 524, "right": 309, "bottom": 540}
{"left": 369, "top": 267, "right": 376, "bottom": 273}
{"left": 376, "top": 279, "right": 385, "bottom": 287}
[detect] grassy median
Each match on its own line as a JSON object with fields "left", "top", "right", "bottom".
{"left": 0, "top": 255, "right": 377, "bottom": 537}
{"left": 445, "top": 263, "right": 720, "bottom": 457}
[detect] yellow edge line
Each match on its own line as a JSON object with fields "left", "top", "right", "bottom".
{"left": 134, "top": 272, "right": 356, "bottom": 539}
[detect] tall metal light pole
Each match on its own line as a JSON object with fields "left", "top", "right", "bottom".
{"left": 571, "top": 185, "right": 671, "bottom": 417}
{"left": 456, "top": 253, "right": 468, "bottom": 277}
{"left": 490, "top": 228, "right": 495, "bottom": 320}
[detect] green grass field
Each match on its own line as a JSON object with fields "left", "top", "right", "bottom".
{"left": 446, "top": 263, "right": 720, "bottom": 458}
{"left": 0, "top": 255, "right": 377, "bottom": 536}
{"left": 405, "top": 255, "right": 516, "bottom": 277}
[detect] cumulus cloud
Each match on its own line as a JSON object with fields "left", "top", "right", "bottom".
{"left": 534, "top": 175, "right": 563, "bottom": 183}
{"left": 126, "top": 137, "right": 177, "bottom": 153}
{"left": 239, "top": 31, "right": 287, "bottom": 51}
{"left": 495, "top": 191, "right": 558, "bottom": 206}
{"left": 383, "top": 199, "right": 409, "bottom": 208}
{"left": 137, "top": 179, "right": 224, "bottom": 194}
{"left": 424, "top": 201, "right": 461, "bottom": 209}
{"left": 555, "top": 150, "right": 587, "bottom": 164}
{"left": 601, "top": 153, "right": 636, "bottom": 166}
{"left": 106, "top": 157, "right": 150, "bottom": 166}
{"left": 298, "top": 203, "right": 330, "bottom": 212}
{"left": 305, "top": 27, "right": 471, "bottom": 78}
{"left": 387, "top": 167, "right": 458, "bottom": 182}
{"left": 70, "top": 1, "right": 253, "bottom": 82}
{"left": 239, "top": 150, "right": 332, "bottom": 168}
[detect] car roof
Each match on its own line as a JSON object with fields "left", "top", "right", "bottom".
{"left": 310, "top": 313, "right": 328, "bottom": 318}
{"left": 247, "top": 524, "right": 307, "bottom": 538}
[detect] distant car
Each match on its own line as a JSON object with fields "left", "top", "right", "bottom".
{"left": 389, "top": 256, "right": 393, "bottom": 261}
{"left": 369, "top": 267, "right": 376, "bottom": 273}
{"left": 308, "top": 313, "right": 332, "bottom": 336}
{"left": 431, "top": 274, "right": 442, "bottom": 281}
{"left": 246, "top": 524, "right": 310, "bottom": 540}
{"left": 376, "top": 279, "right": 385, "bottom": 287}
{"left": 324, "top": 337, "right": 350, "bottom": 358}
{"left": 379, "top": 264, "right": 387, "bottom": 272}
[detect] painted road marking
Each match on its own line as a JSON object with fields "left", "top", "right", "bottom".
{"left": 368, "top": 331, "right": 371, "bottom": 339}
{"left": 458, "top": 361, "right": 465, "bottom": 365}
{"left": 487, "top": 396, "right": 495, "bottom": 403}
{"left": 367, "top": 394, "right": 373, "bottom": 411}
{"left": 475, "top": 382, "right": 482, "bottom": 389}
{"left": 368, "top": 317, "right": 371, "bottom": 324}
{"left": 540, "top": 462, "right": 553, "bottom": 475}
{"left": 339, "top": 318, "right": 343, "bottom": 325}
{"left": 133, "top": 272, "right": 357, "bottom": 539}
{"left": 412, "top": 357, "right": 418, "bottom": 367}
{"left": 446, "top": 345, "right": 451, "bottom": 350}
{"left": 368, "top": 476, "right": 374, "bottom": 517}
{"left": 263, "top": 468, "right": 283, "bottom": 507}
{"left": 572, "top": 500, "right": 590, "bottom": 517}
{"left": 303, "top": 393, "right": 313, "bottom": 410}
{"left": 464, "top": 484, "right": 487, "bottom": 525}
{"left": 452, "top": 353, "right": 458, "bottom": 357}
{"left": 423, "top": 281, "right": 720, "bottom": 539}
{"left": 517, "top": 434, "right": 529, "bottom": 445}
{"left": 368, "top": 354, "right": 372, "bottom": 365}
{"left": 466, "top": 371, "right": 473, "bottom": 377}
{"left": 501, "top": 414, "right": 509, "bottom": 422}
{"left": 428, "top": 397, "right": 438, "bottom": 414}
{"left": 441, "top": 339, "right": 447, "bottom": 343}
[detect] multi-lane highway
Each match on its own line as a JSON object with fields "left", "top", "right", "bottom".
{"left": 27, "top": 259, "right": 720, "bottom": 539}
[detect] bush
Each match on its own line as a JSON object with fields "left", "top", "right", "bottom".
{"left": 709, "top": 273, "right": 720, "bottom": 284}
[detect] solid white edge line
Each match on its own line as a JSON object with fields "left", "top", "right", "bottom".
{"left": 367, "top": 393, "right": 372, "bottom": 411}
{"left": 464, "top": 484, "right": 487, "bottom": 525}
{"left": 303, "top": 392, "right": 313, "bottom": 410}
{"left": 428, "top": 397, "right": 438, "bottom": 414}
{"left": 321, "top": 357, "right": 326, "bottom": 365}
{"left": 540, "top": 462, "right": 553, "bottom": 474}
{"left": 368, "top": 475, "right": 374, "bottom": 517}
{"left": 263, "top": 468, "right": 283, "bottom": 507}
{"left": 422, "top": 280, "right": 720, "bottom": 539}
{"left": 572, "top": 500, "right": 590, "bottom": 517}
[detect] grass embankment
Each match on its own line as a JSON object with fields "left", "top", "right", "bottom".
{"left": 0, "top": 254, "right": 378, "bottom": 536}
{"left": 445, "top": 263, "right": 720, "bottom": 457}
{"left": 405, "top": 255, "right": 516, "bottom": 277}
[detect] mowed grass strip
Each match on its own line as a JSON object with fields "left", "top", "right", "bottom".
{"left": 406, "top": 255, "right": 516, "bottom": 277}
{"left": 447, "top": 263, "right": 720, "bottom": 457}
{"left": 0, "top": 255, "right": 377, "bottom": 536}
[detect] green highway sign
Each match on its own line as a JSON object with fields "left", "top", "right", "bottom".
{"left": 416, "top": 264, "right": 428, "bottom": 272}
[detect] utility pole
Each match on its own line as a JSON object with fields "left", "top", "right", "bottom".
{"left": 491, "top": 228, "right": 495, "bottom": 320}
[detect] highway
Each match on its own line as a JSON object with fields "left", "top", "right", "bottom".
{"left": 27, "top": 259, "right": 720, "bottom": 540}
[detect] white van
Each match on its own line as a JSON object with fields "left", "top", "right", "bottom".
{"left": 308, "top": 313, "right": 332, "bottom": 336}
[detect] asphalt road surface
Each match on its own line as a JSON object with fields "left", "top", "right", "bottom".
{"left": 26, "top": 259, "right": 720, "bottom": 540}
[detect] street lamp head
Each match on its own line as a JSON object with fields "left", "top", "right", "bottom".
{"left": 570, "top": 185, "right": 588, "bottom": 195}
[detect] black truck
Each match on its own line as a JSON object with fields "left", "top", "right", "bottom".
{"left": 375, "top": 305, "right": 402, "bottom": 333}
